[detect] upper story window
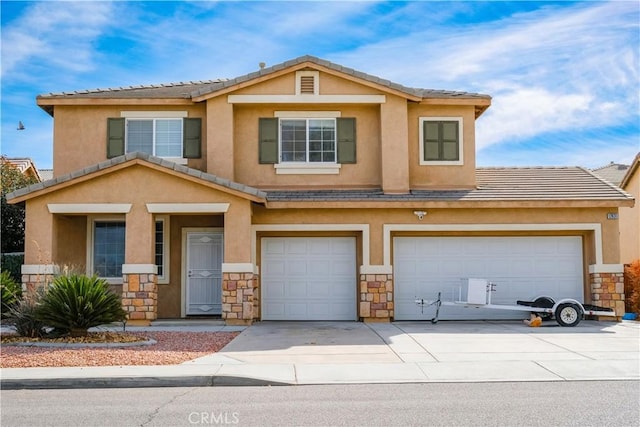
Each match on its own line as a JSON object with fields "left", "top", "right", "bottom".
{"left": 107, "top": 112, "right": 201, "bottom": 161}
{"left": 127, "top": 118, "right": 183, "bottom": 158}
{"left": 280, "top": 118, "right": 336, "bottom": 163}
{"left": 419, "top": 117, "right": 464, "bottom": 165}
{"left": 258, "top": 113, "right": 356, "bottom": 174}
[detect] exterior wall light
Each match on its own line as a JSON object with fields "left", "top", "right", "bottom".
{"left": 413, "top": 211, "right": 427, "bottom": 220}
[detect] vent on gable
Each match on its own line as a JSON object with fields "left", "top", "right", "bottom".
{"left": 296, "top": 71, "right": 318, "bottom": 95}
{"left": 300, "top": 76, "right": 315, "bottom": 94}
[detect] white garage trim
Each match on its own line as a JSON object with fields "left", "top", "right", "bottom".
{"left": 383, "top": 223, "right": 603, "bottom": 268}
{"left": 251, "top": 224, "right": 374, "bottom": 272}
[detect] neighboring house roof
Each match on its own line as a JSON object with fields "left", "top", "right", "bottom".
{"left": 39, "top": 169, "right": 54, "bottom": 181}
{"left": 37, "top": 55, "right": 491, "bottom": 117}
{"left": 6, "top": 152, "right": 267, "bottom": 204}
{"left": 1, "top": 157, "right": 42, "bottom": 181}
{"left": 620, "top": 152, "right": 640, "bottom": 190}
{"left": 591, "top": 161, "right": 630, "bottom": 186}
{"left": 266, "top": 167, "right": 634, "bottom": 204}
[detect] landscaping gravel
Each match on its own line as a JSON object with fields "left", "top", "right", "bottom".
{"left": 0, "top": 331, "right": 238, "bottom": 368}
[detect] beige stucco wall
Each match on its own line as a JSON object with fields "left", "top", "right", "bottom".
{"left": 408, "top": 104, "right": 477, "bottom": 189}
{"left": 52, "top": 105, "right": 206, "bottom": 177}
{"left": 620, "top": 170, "right": 639, "bottom": 263}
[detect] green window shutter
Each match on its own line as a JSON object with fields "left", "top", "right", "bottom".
{"left": 107, "top": 118, "right": 125, "bottom": 158}
{"left": 259, "top": 118, "right": 278, "bottom": 164}
{"left": 183, "top": 118, "right": 202, "bottom": 159}
{"left": 336, "top": 117, "right": 356, "bottom": 164}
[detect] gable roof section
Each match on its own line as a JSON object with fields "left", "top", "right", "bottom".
{"left": 37, "top": 55, "right": 491, "bottom": 117}
{"left": 1, "top": 157, "right": 43, "bottom": 181}
{"left": 6, "top": 152, "right": 267, "bottom": 204}
{"left": 265, "top": 167, "right": 634, "bottom": 207}
{"left": 620, "top": 152, "right": 640, "bottom": 190}
{"left": 591, "top": 161, "right": 630, "bottom": 186}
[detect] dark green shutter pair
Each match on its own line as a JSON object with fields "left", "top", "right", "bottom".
{"left": 258, "top": 117, "right": 357, "bottom": 164}
{"left": 106, "top": 118, "right": 202, "bottom": 159}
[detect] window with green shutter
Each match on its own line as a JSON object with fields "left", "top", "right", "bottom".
{"left": 107, "top": 116, "right": 201, "bottom": 160}
{"left": 419, "top": 117, "right": 463, "bottom": 165}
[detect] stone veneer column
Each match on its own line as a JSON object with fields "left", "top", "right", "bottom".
{"left": 222, "top": 272, "right": 256, "bottom": 325}
{"left": 360, "top": 274, "right": 393, "bottom": 322}
{"left": 590, "top": 271, "right": 625, "bottom": 318}
{"left": 122, "top": 266, "right": 157, "bottom": 326}
{"left": 21, "top": 264, "right": 59, "bottom": 294}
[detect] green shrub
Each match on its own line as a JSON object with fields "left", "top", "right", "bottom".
{"left": 5, "top": 292, "right": 47, "bottom": 338}
{"left": 1, "top": 270, "right": 22, "bottom": 318}
{"left": 36, "top": 274, "right": 127, "bottom": 337}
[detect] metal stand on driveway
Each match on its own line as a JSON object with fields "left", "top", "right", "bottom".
{"left": 414, "top": 278, "right": 616, "bottom": 327}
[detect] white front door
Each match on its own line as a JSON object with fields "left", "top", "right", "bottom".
{"left": 185, "top": 231, "right": 223, "bottom": 315}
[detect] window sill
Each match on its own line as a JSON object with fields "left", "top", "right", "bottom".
{"left": 274, "top": 163, "right": 341, "bottom": 175}
{"left": 419, "top": 160, "right": 464, "bottom": 166}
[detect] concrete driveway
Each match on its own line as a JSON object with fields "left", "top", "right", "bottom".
{"left": 210, "top": 320, "right": 640, "bottom": 365}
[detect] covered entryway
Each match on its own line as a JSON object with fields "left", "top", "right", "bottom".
{"left": 183, "top": 229, "right": 224, "bottom": 316}
{"left": 394, "top": 236, "right": 584, "bottom": 320}
{"left": 261, "top": 237, "right": 357, "bottom": 320}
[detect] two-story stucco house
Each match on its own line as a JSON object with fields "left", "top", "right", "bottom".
{"left": 8, "top": 56, "right": 634, "bottom": 325}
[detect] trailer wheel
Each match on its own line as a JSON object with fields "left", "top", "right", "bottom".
{"left": 555, "top": 303, "right": 582, "bottom": 327}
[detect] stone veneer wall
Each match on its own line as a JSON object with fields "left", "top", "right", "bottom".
{"left": 359, "top": 274, "right": 393, "bottom": 321}
{"left": 222, "top": 272, "right": 255, "bottom": 325}
{"left": 122, "top": 273, "right": 157, "bottom": 323}
{"left": 590, "top": 272, "right": 625, "bottom": 317}
{"left": 21, "top": 273, "right": 55, "bottom": 294}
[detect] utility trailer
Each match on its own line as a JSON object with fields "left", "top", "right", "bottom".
{"left": 414, "top": 278, "right": 616, "bottom": 327}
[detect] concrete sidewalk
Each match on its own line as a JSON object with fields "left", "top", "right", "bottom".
{"left": 1, "top": 320, "right": 638, "bottom": 389}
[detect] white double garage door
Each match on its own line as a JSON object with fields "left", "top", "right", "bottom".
{"left": 261, "top": 236, "right": 584, "bottom": 321}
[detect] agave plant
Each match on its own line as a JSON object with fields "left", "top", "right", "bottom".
{"left": 1, "top": 270, "right": 22, "bottom": 319}
{"left": 36, "top": 274, "right": 127, "bottom": 337}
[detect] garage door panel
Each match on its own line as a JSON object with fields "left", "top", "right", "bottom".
{"left": 262, "top": 237, "right": 356, "bottom": 320}
{"left": 395, "top": 236, "right": 583, "bottom": 320}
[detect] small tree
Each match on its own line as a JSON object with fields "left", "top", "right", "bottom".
{"left": 1, "top": 158, "right": 39, "bottom": 253}
{"left": 624, "top": 260, "right": 640, "bottom": 314}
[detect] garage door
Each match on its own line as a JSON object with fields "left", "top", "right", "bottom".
{"left": 394, "top": 236, "right": 584, "bottom": 320}
{"left": 262, "top": 237, "right": 357, "bottom": 320}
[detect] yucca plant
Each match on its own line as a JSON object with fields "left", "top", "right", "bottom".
{"left": 36, "top": 274, "right": 127, "bottom": 337}
{"left": 1, "top": 270, "right": 22, "bottom": 319}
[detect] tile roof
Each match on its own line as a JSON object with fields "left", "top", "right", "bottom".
{"left": 37, "top": 55, "right": 490, "bottom": 103}
{"left": 591, "top": 162, "right": 630, "bottom": 186}
{"left": 6, "top": 152, "right": 267, "bottom": 202}
{"left": 1, "top": 157, "right": 42, "bottom": 181}
{"left": 265, "top": 167, "right": 633, "bottom": 203}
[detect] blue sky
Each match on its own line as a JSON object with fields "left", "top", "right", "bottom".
{"left": 1, "top": 0, "right": 638, "bottom": 170}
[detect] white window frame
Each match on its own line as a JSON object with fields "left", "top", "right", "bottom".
{"left": 419, "top": 117, "right": 464, "bottom": 166}
{"left": 273, "top": 113, "right": 343, "bottom": 175}
{"left": 87, "top": 216, "right": 126, "bottom": 284}
{"left": 120, "top": 111, "right": 188, "bottom": 164}
{"left": 155, "top": 216, "right": 170, "bottom": 284}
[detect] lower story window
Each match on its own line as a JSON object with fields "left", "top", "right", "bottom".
{"left": 93, "top": 221, "right": 125, "bottom": 278}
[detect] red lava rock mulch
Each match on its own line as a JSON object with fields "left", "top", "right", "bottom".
{"left": 0, "top": 331, "right": 239, "bottom": 368}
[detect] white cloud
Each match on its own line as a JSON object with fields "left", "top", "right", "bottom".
{"left": 1, "top": 2, "right": 114, "bottom": 78}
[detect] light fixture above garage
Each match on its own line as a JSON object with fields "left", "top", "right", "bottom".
{"left": 413, "top": 211, "right": 427, "bottom": 220}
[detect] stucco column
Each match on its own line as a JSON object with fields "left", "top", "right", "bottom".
{"left": 24, "top": 199, "right": 56, "bottom": 265}
{"left": 221, "top": 201, "right": 256, "bottom": 325}
{"left": 380, "top": 95, "right": 410, "bottom": 194}
{"left": 207, "top": 97, "right": 235, "bottom": 181}
{"left": 122, "top": 204, "right": 157, "bottom": 325}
